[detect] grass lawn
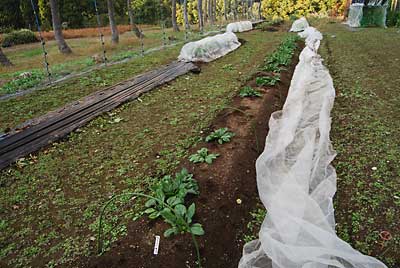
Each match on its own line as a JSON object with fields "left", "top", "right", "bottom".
{"left": 0, "top": 29, "right": 285, "bottom": 268}
{"left": 0, "top": 24, "right": 221, "bottom": 97}
{"left": 317, "top": 20, "right": 400, "bottom": 266}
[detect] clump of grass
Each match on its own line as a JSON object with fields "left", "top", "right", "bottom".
{"left": 0, "top": 70, "right": 44, "bottom": 95}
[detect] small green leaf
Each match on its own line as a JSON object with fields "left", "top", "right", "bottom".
{"left": 149, "top": 211, "right": 160, "bottom": 219}
{"left": 187, "top": 203, "right": 195, "bottom": 222}
{"left": 160, "top": 208, "right": 176, "bottom": 224}
{"left": 164, "top": 227, "right": 177, "bottom": 237}
{"left": 190, "top": 223, "right": 205, "bottom": 236}
{"left": 145, "top": 199, "right": 156, "bottom": 207}
{"left": 167, "top": 196, "right": 182, "bottom": 206}
{"left": 144, "top": 208, "right": 156, "bottom": 214}
{"left": 174, "top": 204, "right": 187, "bottom": 217}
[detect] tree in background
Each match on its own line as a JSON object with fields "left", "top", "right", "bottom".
{"left": 172, "top": 0, "right": 180, "bottom": 31}
{"left": 107, "top": 0, "right": 119, "bottom": 44}
{"left": 49, "top": 0, "right": 72, "bottom": 54}
{"left": 0, "top": 0, "right": 23, "bottom": 31}
{"left": 127, "top": 0, "right": 144, "bottom": 38}
{"left": 0, "top": 48, "right": 13, "bottom": 67}
{"left": 183, "top": 0, "right": 191, "bottom": 29}
{"left": 197, "top": 0, "right": 204, "bottom": 31}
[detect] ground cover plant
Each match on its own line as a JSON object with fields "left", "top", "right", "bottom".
{"left": 0, "top": 29, "right": 285, "bottom": 267}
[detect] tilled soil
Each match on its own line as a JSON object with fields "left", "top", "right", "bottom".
{"left": 75, "top": 44, "right": 301, "bottom": 268}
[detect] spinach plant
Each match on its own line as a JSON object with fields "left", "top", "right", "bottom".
{"left": 189, "top": 148, "right": 219, "bottom": 164}
{"left": 239, "top": 86, "right": 262, "bottom": 97}
{"left": 205, "top": 128, "right": 235, "bottom": 144}
{"left": 256, "top": 75, "right": 280, "bottom": 86}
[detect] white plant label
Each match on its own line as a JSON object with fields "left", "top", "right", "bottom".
{"left": 153, "top": 235, "right": 160, "bottom": 255}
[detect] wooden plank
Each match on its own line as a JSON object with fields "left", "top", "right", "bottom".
{"left": 0, "top": 61, "right": 199, "bottom": 170}
{"left": 0, "top": 61, "right": 183, "bottom": 150}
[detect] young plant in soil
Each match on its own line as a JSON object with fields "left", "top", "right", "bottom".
{"left": 239, "top": 86, "right": 262, "bottom": 98}
{"left": 144, "top": 168, "right": 199, "bottom": 219}
{"left": 262, "top": 35, "right": 299, "bottom": 73}
{"left": 205, "top": 128, "right": 235, "bottom": 144}
{"left": 256, "top": 75, "right": 280, "bottom": 86}
{"left": 97, "top": 169, "right": 204, "bottom": 267}
{"left": 189, "top": 147, "right": 219, "bottom": 164}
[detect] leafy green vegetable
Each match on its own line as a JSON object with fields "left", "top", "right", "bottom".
{"left": 256, "top": 75, "right": 280, "bottom": 86}
{"left": 189, "top": 148, "right": 219, "bottom": 164}
{"left": 239, "top": 86, "right": 262, "bottom": 98}
{"left": 205, "top": 128, "right": 235, "bottom": 144}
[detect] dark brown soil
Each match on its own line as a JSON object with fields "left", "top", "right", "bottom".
{"left": 73, "top": 45, "right": 301, "bottom": 268}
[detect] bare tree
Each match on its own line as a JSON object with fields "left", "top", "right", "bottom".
{"left": 204, "top": 0, "right": 208, "bottom": 23}
{"left": 0, "top": 48, "right": 13, "bottom": 67}
{"left": 107, "top": 0, "right": 119, "bottom": 44}
{"left": 49, "top": 0, "right": 72, "bottom": 54}
{"left": 208, "top": 0, "right": 213, "bottom": 25}
{"left": 197, "top": 0, "right": 204, "bottom": 32}
{"left": 171, "top": 0, "right": 180, "bottom": 31}
{"left": 224, "top": 0, "right": 228, "bottom": 21}
{"left": 183, "top": 0, "right": 190, "bottom": 30}
{"left": 233, "top": 0, "right": 238, "bottom": 20}
{"left": 127, "top": 0, "right": 144, "bottom": 38}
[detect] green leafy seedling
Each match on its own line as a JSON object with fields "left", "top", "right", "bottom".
{"left": 205, "top": 128, "right": 235, "bottom": 144}
{"left": 239, "top": 86, "right": 262, "bottom": 98}
{"left": 144, "top": 168, "right": 199, "bottom": 219}
{"left": 162, "top": 203, "right": 204, "bottom": 237}
{"left": 256, "top": 75, "right": 280, "bottom": 86}
{"left": 189, "top": 148, "right": 219, "bottom": 164}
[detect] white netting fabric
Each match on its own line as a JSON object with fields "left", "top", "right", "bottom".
{"left": 178, "top": 32, "right": 241, "bottom": 62}
{"left": 298, "top": 27, "right": 323, "bottom": 51}
{"left": 289, "top": 17, "right": 310, "bottom": 32}
{"left": 345, "top": 4, "right": 363, "bottom": 28}
{"left": 238, "top": 28, "right": 387, "bottom": 268}
{"left": 226, "top": 21, "right": 253, "bottom": 33}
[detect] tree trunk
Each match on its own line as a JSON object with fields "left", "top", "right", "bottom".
{"left": 258, "top": 1, "right": 262, "bottom": 20}
{"left": 183, "top": 0, "right": 190, "bottom": 30}
{"left": 212, "top": 0, "right": 216, "bottom": 23}
{"left": 233, "top": 0, "right": 238, "bottom": 20}
{"left": 49, "top": 0, "right": 72, "bottom": 54}
{"left": 208, "top": 0, "right": 213, "bottom": 25}
{"left": 204, "top": 0, "right": 208, "bottom": 23}
{"left": 107, "top": 0, "right": 119, "bottom": 44}
{"left": 224, "top": 0, "right": 228, "bottom": 21}
{"left": 197, "top": 0, "right": 204, "bottom": 32}
{"left": 171, "top": 0, "right": 180, "bottom": 31}
{"left": 127, "top": 0, "right": 144, "bottom": 38}
{"left": 0, "top": 48, "right": 13, "bottom": 67}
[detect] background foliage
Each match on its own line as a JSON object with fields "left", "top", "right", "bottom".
{"left": 0, "top": 0, "right": 398, "bottom": 33}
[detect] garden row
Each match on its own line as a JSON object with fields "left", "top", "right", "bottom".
{"left": 95, "top": 33, "right": 300, "bottom": 268}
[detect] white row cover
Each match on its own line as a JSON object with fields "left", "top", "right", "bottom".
{"left": 178, "top": 32, "right": 241, "bottom": 62}
{"left": 239, "top": 27, "right": 387, "bottom": 268}
{"left": 226, "top": 21, "right": 253, "bottom": 33}
{"left": 289, "top": 17, "right": 309, "bottom": 32}
{"left": 345, "top": 4, "right": 363, "bottom": 28}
